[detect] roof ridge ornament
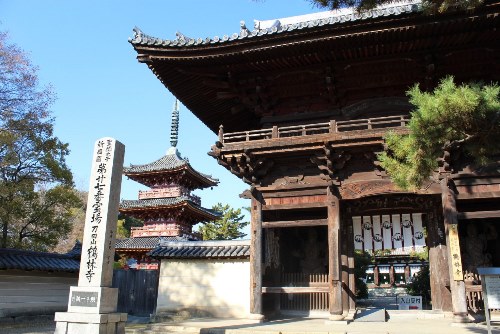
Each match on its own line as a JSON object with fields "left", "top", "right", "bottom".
{"left": 240, "top": 21, "right": 250, "bottom": 38}
{"left": 170, "top": 99, "right": 180, "bottom": 148}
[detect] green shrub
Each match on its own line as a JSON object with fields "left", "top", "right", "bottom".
{"left": 406, "top": 266, "right": 431, "bottom": 307}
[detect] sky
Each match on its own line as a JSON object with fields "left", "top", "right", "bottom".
{"left": 1, "top": 0, "right": 322, "bottom": 232}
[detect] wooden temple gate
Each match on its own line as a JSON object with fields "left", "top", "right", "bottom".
{"left": 128, "top": 1, "right": 500, "bottom": 320}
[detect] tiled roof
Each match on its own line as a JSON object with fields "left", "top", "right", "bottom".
{"left": 123, "top": 147, "right": 218, "bottom": 185}
{"left": 0, "top": 248, "right": 80, "bottom": 272}
{"left": 120, "top": 196, "right": 220, "bottom": 218}
{"left": 121, "top": 196, "right": 188, "bottom": 209}
{"left": 115, "top": 235, "right": 195, "bottom": 250}
{"left": 124, "top": 149, "right": 186, "bottom": 173}
{"left": 129, "top": 1, "right": 421, "bottom": 47}
{"left": 149, "top": 239, "right": 250, "bottom": 259}
{"left": 65, "top": 241, "right": 82, "bottom": 259}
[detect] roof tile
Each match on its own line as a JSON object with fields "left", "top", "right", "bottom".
{"left": 149, "top": 240, "right": 250, "bottom": 259}
{"left": 0, "top": 248, "right": 80, "bottom": 272}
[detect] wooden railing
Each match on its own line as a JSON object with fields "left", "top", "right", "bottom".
{"left": 220, "top": 115, "right": 409, "bottom": 144}
{"left": 465, "top": 284, "right": 483, "bottom": 312}
{"left": 464, "top": 272, "right": 483, "bottom": 312}
{"left": 262, "top": 273, "right": 329, "bottom": 312}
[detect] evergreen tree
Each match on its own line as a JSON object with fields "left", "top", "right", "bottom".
{"left": 378, "top": 76, "right": 500, "bottom": 190}
{"left": 310, "top": 0, "right": 484, "bottom": 14}
{"left": 116, "top": 213, "right": 143, "bottom": 239}
{"left": 197, "top": 203, "right": 249, "bottom": 240}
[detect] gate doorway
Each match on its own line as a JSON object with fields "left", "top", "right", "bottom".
{"left": 351, "top": 212, "right": 430, "bottom": 310}
{"left": 263, "top": 226, "right": 330, "bottom": 317}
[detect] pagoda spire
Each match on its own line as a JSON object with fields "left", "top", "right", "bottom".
{"left": 170, "top": 99, "right": 180, "bottom": 147}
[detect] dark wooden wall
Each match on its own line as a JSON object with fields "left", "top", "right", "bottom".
{"left": 112, "top": 269, "right": 159, "bottom": 316}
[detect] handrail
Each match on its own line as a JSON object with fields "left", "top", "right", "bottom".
{"left": 221, "top": 114, "right": 409, "bottom": 144}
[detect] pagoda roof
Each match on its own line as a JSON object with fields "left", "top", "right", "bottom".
{"left": 120, "top": 196, "right": 220, "bottom": 221}
{"left": 124, "top": 147, "right": 218, "bottom": 188}
{"left": 115, "top": 235, "right": 194, "bottom": 251}
{"left": 149, "top": 239, "right": 250, "bottom": 259}
{"left": 129, "top": 1, "right": 500, "bottom": 133}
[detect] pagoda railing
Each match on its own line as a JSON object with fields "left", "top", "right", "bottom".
{"left": 220, "top": 115, "right": 409, "bottom": 144}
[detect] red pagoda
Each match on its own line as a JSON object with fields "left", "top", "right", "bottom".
{"left": 116, "top": 101, "right": 219, "bottom": 269}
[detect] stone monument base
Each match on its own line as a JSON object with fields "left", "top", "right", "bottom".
{"left": 54, "top": 311, "right": 127, "bottom": 334}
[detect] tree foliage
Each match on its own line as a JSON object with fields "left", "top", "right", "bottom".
{"left": 378, "top": 76, "right": 500, "bottom": 190}
{"left": 406, "top": 266, "right": 431, "bottom": 307}
{"left": 116, "top": 213, "right": 143, "bottom": 239}
{"left": 51, "top": 190, "right": 87, "bottom": 253}
{"left": 354, "top": 250, "right": 371, "bottom": 298}
{"left": 197, "top": 203, "right": 249, "bottom": 240}
{"left": 310, "top": 0, "right": 484, "bottom": 14}
{"left": 0, "top": 31, "right": 81, "bottom": 250}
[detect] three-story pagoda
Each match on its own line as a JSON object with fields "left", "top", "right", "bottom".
{"left": 116, "top": 101, "right": 219, "bottom": 269}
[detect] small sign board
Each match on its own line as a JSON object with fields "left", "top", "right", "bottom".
{"left": 70, "top": 291, "right": 98, "bottom": 307}
{"left": 448, "top": 223, "right": 463, "bottom": 281}
{"left": 478, "top": 267, "right": 500, "bottom": 334}
{"left": 397, "top": 295, "right": 422, "bottom": 310}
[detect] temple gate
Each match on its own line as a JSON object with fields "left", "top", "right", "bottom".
{"left": 129, "top": 0, "right": 500, "bottom": 321}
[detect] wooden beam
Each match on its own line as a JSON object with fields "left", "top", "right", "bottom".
{"left": 457, "top": 210, "right": 500, "bottom": 220}
{"left": 250, "top": 189, "right": 264, "bottom": 318}
{"left": 262, "top": 286, "right": 329, "bottom": 293}
{"left": 456, "top": 191, "right": 500, "bottom": 200}
{"left": 262, "top": 219, "right": 328, "bottom": 228}
{"left": 263, "top": 202, "right": 326, "bottom": 211}
{"left": 263, "top": 188, "right": 327, "bottom": 198}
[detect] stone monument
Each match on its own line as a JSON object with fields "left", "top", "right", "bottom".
{"left": 55, "top": 138, "right": 127, "bottom": 334}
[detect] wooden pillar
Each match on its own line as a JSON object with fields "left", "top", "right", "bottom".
{"left": 347, "top": 215, "right": 356, "bottom": 312}
{"left": 389, "top": 265, "right": 395, "bottom": 286}
{"left": 374, "top": 266, "right": 380, "bottom": 286}
{"left": 250, "top": 188, "right": 264, "bottom": 321}
{"left": 341, "top": 217, "right": 349, "bottom": 314}
{"left": 427, "top": 210, "right": 452, "bottom": 311}
{"left": 404, "top": 264, "right": 410, "bottom": 284}
{"left": 441, "top": 178, "right": 468, "bottom": 322}
{"left": 327, "top": 187, "right": 344, "bottom": 320}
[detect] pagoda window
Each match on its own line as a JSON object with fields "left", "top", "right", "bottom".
{"left": 394, "top": 264, "right": 406, "bottom": 285}
{"left": 365, "top": 266, "right": 375, "bottom": 284}
{"left": 378, "top": 265, "right": 390, "bottom": 285}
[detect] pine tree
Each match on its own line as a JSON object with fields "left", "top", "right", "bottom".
{"left": 309, "top": 0, "right": 484, "bottom": 14}
{"left": 378, "top": 76, "right": 500, "bottom": 190}
{"left": 197, "top": 203, "right": 249, "bottom": 240}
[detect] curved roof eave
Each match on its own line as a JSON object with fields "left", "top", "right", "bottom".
{"left": 124, "top": 153, "right": 219, "bottom": 187}
{"left": 129, "top": 1, "right": 422, "bottom": 52}
{"left": 120, "top": 197, "right": 220, "bottom": 220}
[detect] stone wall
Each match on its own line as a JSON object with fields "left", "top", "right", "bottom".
{"left": 156, "top": 259, "right": 250, "bottom": 318}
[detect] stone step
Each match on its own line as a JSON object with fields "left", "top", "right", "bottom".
{"left": 354, "top": 308, "right": 387, "bottom": 322}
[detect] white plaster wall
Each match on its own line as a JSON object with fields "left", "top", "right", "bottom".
{"left": 156, "top": 259, "right": 250, "bottom": 318}
{"left": 0, "top": 270, "right": 78, "bottom": 318}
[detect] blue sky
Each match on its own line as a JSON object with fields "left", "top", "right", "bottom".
{"left": 1, "top": 0, "right": 321, "bottom": 230}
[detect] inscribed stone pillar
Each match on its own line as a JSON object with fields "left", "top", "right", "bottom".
{"left": 441, "top": 178, "right": 468, "bottom": 322}
{"left": 327, "top": 187, "right": 343, "bottom": 320}
{"left": 249, "top": 188, "right": 264, "bottom": 321}
{"left": 55, "top": 138, "right": 127, "bottom": 334}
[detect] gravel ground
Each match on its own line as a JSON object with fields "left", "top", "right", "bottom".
{"left": 0, "top": 321, "right": 55, "bottom": 334}
{"left": 0, "top": 315, "right": 149, "bottom": 334}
